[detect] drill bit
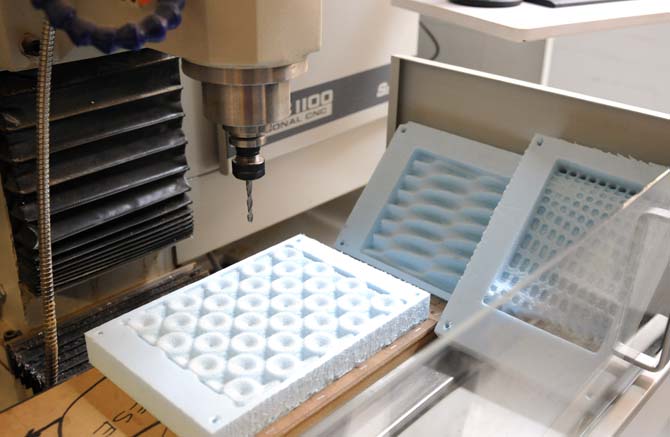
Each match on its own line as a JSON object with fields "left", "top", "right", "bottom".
{"left": 246, "top": 181, "right": 254, "bottom": 223}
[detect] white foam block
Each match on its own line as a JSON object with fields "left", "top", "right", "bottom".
{"left": 86, "top": 235, "right": 429, "bottom": 437}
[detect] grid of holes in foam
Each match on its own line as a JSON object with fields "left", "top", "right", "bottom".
{"left": 363, "top": 149, "right": 510, "bottom": 295}
{"left": 485, "top": 162, "right": 641, "bottom": 350}
{"left": 124, "top": 242, "right": 411, "bottom": 407}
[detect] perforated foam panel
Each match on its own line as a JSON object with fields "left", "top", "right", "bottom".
{"left": 86, "top": 235, "right": 429, "bottom": 437}
{"left": 487, "top": 162, "right": 646, "bottom": 348}
{"left": 438, "top": 134, "right": 666, "bottom": 348}
{"left": 337, "top": 122, "right": 521, "bottom": 300}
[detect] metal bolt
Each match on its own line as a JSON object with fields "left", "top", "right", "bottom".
{"left": 3, "top": 330, "right": 21, "bottom": 343}
{"left": 20, "top": 34, "right": 40, "bottom": 57}
{"left": 0, "top": 286, "right": 6, "bottom": 318}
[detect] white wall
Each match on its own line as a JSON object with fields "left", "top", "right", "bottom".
{"left": 549, "top": 22, "right": 670, "bottom": 113}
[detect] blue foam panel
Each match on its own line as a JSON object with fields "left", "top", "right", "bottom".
{"left": 337, "top": 122, "right": 521, "bottom": 300}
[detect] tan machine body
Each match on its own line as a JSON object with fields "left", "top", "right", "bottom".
{"left": 1, "top": 0, "right": 323, "bottom": 220}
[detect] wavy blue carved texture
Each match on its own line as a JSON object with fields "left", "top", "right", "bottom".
{"left": 363, "top": 149, "right": 509, "bottom": 296}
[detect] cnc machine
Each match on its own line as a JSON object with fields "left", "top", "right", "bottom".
{"left": 4, "top": 2, "right": 670, "bottom": 436}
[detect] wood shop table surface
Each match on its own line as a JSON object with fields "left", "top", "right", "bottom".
{"left": 0, "top": 298, "right": 444, "bottom": 437}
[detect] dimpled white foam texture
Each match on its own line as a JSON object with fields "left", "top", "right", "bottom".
{"left": 438, "top": 134, "right": 666, "bottom": 346}
{"left": 86, "top": 235, "right": 429, "bottom": 437}
{"left": 337, "top": 122, "right": 520, "bottom": 300}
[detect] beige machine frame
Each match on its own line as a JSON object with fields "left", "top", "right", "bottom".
{"left": 388, "top": 55, "right": 670, "bottom": 167}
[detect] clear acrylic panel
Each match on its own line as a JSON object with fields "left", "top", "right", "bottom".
{"left": 306, "top": 170, "right": 670, "bottom": 437}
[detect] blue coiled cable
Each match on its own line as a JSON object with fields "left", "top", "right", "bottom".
{"left": 31, "top": 0, "right": 186, "bottom": 53}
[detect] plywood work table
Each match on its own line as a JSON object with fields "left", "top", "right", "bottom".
{"left": 0, "top": 299, "right": 445, "bottom": 437}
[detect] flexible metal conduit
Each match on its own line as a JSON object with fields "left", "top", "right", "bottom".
{"left": 36, "top": 19, "right": 59, "bottom": 387}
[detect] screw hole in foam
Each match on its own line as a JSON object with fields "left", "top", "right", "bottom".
{"left": 170, "top": 335, "right": 185, "bottom": 348}
{"left": 271, "top": 276, "right": 302, "bottom": 296}
{"left": 237, "top": 381, "right": 253, "bottom": 394}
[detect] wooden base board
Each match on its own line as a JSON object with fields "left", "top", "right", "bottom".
{"left": 0, "top": 298, "right": 445, "bottom": 436}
